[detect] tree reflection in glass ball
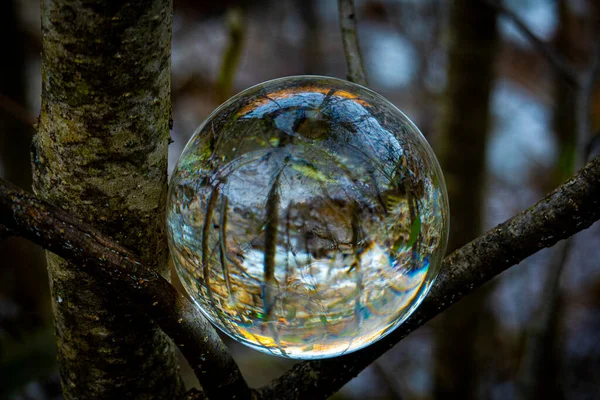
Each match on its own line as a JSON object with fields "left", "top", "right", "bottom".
{"left": 167, "top": 76, "right": 449, "bottom": 359}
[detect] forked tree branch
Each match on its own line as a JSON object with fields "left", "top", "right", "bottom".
{"left": 338, "top": 0, "right": 368, "bottom": 86}
{"left": 257, "top": 155, "right": 600, "bottom": 400}
{"left": 2, "top": 157, "right": 600, "bottom": 399}
{"left": 0, "top": 179, "right": 252, "bottom": 400}
{"left": 216, "top": 6, "right": 246, "bottom": 104}
{"left": 485, "top": 0, "right": 580, "bottom": 87}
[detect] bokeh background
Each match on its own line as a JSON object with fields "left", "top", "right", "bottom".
{"left": 1, "top": 0, "right": 600, "bottom": 399}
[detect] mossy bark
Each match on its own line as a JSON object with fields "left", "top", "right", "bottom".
{"left": 32, "top": 0, "right": 181, "bottom": 398}
{"left": 433, "top": 0, "right": 499, "bottom": 398}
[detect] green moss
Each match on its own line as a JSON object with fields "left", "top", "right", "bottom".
{"left": 33, "top": 0, "right": 181, "bottom": 398}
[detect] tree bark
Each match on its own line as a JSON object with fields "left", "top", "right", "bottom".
{"left": 338, "top": 0, "right": 368, "bottom": 86}
{"left": 4, "top": 153, "right": 600, "bottom": 400}
{"left": 32, "top": 0, "right": 181, "bottom": 398}
{"left": 434, "top": 0, "right": 499, "bottom": 398}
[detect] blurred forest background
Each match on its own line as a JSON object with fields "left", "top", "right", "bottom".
{"left": 1, "top": 0, "right": 600, "bottom": 399}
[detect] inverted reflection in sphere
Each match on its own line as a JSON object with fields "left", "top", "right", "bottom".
{"left": 167, "top": 76, "right": 449, "bottom": 359}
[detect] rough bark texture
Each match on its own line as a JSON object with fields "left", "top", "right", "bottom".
{"left": 0, "top": 178, "right": 252, "bottom": 400}
{"left": 3, "top": 156, "right": 600, "bottom": 400}
{"left": 32, "top": 1, "right": 181, "bottom": 398}
{"left": 434, "top": 1, "right": 499, "bottom": 398}
{"left": 258, "top": 155, "right": 600, "bottom": 400}
{"left": 338, "top": 0, "right": 367, "bottom": 86}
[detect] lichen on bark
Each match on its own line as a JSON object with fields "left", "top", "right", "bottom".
{"left": 32, "top": 0, "right": 181, "bottom": 398}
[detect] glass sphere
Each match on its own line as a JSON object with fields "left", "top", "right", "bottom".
{"left": 167, "top": 76, "right": 448, "bottom": 359}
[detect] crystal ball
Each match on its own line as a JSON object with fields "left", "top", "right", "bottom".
{"left": 167, "top": 76, "right": 448, "bottom": 359}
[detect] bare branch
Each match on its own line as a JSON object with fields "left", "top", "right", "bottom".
{"left": 258, "top": 155, "right": 600, "bottom": 400}
{"left": 216, "top": 7, "right": 246, "bottom": 104}
{"left": 0, "top": 178, "right": 252, "bottom": 400}
{"left": 485, "top": 0, "right": 580, "bottom": 88}
{"left": 3, "top": 144, "right": 600, "bottom": 400}
{"left": 337, "top": 0, "right": 368, "bottom": 86}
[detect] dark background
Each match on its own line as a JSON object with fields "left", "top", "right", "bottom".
{"left": 1, "top": 0, "right": 599, "bottom": 399}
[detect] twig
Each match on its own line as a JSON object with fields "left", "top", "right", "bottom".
{"left": 0, "top": 178, "right": 253, "bottom": 400}
{"left": 337, "top": 0, "right": 368, "bottom": 86}
{"left": 216, "top": 7, "right": 246, "bottom": 105}
{"left": 485, "top": 0, "right": 580, "bottom": 88}
{"left": 258, "top": 155, "right": 600, "bottom": 400}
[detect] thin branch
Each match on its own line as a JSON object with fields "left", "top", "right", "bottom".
{"left": 0, "top": 178, "right": 253, "bottom": 400}
{"left": 2, "top": 157, "right": 600, "bottom": 400}
{"left": 338, "top": 0, "right": 368, "bottom": 86}
{"left": 258, "top": 155, "right": 600, "bottom": 400}
{"left": 485, "top": 0, "right": 580, "bottom": 88}
{"left": 216, "top": 7, "right": 246, "bottom": 105}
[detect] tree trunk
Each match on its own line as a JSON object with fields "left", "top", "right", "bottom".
{"left": 32, "top": 1, "right": 182, "bottom": 398}
{"left": 433, "top": 0, "right": 498, "bottom": 398}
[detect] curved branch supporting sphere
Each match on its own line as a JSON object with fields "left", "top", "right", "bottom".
{"left": 258, "top": 155, "right": 600, "bottom": 400}
{"left": 2, "top": 156, "right": 600, "bottom": 398}
{"left": 0, "top": 179, "right": 252, "bottom": 400}
{"left": 1, "top": 0, "right": 598, "bottom": 397}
